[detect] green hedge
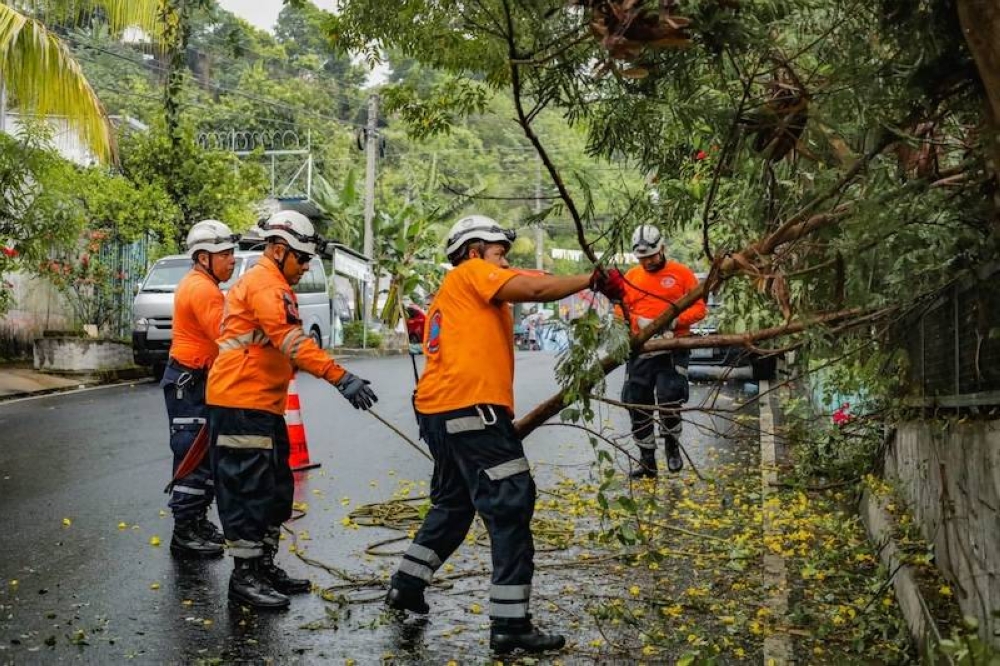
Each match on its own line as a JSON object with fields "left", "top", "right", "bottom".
{"left": 342, "top": 321, "right": 383, "bottom": 348}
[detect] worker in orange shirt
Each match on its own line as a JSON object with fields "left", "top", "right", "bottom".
{"left": 207, "top": 210, "right": 378, "bottom": 610}
{"left": 384, "top": 214, "right": 626, "bottom": 654}
{"left": 163, "top": 219, "right": 239, "bottom": 558}
{"left": 620, "top": 224, "right": 706, "bottom": 477}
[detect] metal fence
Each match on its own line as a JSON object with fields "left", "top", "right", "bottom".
{"left": 899, "top": 263, "right": 1000, "bottom": 407}
{"left": 96, "top": 235, "right": 150, "bottom": 339}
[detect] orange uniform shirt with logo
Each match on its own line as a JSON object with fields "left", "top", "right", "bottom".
{"left": 207, "top": 256, "right": 347, "bottom": 415}
{"left": 415, "top": 258, "right": 519, "bottom": 415}
{"left": 622, "top": 261, "right": 707, "bottom": 336}
{"left": 169, "top": 267, "right": 224, "bottom": 370}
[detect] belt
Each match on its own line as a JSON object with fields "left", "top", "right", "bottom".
{"left": 419, "top": 404, "right": 509, "bottom": 434}
{"left": 168, "top": 358, "right": 207, "bottom": 374}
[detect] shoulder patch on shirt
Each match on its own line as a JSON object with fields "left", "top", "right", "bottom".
{"left": 426, "top": 310, "right": 443, "bottom": 354}
{"left": 282, "top": 291, "right": 301, "bottom": 324}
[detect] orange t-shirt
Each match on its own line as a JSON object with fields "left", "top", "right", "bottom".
{"left": 414, "top": 258, "right": 519, "bottom": 415}
{"left": 169, "top": 267, "right": 224, "bottom": 370}
{"left": 207, "top": 256, "right": 346, "bottom": 415}
{"left": 622, "top": 261, "right": 706, "bottom": 336}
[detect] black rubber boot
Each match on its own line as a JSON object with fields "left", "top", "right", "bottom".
{"left": 385, "top": 586, "right": 429, "bottom": 615}
{"left": 490, "top": 617, "right": 566, "bottom": 655}
{"left": 260, "top": 544, "right": 311, "bottom": 594}
{"left": 665, "top": 437, "right": 684, "bottom": 473}
{"left": 629, "top": 448, "right": 658, "bottom": 479}
{"left": 196, "top": 515, "right": 224, "bottom": 545}
{"left": 228, "top": 557, "right": 290, "bottom": 609}
{"left": 170, "top": 520, "right": 224, "bottom": 558}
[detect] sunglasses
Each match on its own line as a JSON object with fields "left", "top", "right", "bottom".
{"left": 277, "top": 244, "right": 313, "bottom": 265}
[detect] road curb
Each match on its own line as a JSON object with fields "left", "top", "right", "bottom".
{"left": 859, "top": 486, "right": 952, "bottom": 663}
{"left": 759, "top": 379, "right": 795, "bottom": 664}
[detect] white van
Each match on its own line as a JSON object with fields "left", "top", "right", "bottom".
{"left": 132, "top": 251, "right": 333, "bottom": 375}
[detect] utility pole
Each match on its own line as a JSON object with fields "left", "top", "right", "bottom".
{"left": 363, "top": 94, "right": 379, "bottom": 258}
{"left": 534, "top": 159, "right": 544, "bottom": 270}
{"left": 361, "top": 94, "right": 379, "bottom": 347}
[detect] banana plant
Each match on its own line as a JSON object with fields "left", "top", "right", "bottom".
{"left": 374, "top": 154, "right": 484, "bottom": 327}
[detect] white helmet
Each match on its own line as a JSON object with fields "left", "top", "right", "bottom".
{"left": 258, "top": 210, "right": 321, "bottom": 255}
{"left": 445, "top": 214, "right": 516, "bottom": 262}
{"left": 631, "top": 224, "right": 664, "bottom": 258}
{"left": 186, "top": 219, "right": 239, "bottom": 258}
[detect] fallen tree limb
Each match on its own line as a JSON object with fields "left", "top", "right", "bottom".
{"left": 515, "top": 306, "right": 890, "bottom": 438}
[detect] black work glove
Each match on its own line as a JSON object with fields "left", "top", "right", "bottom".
{"left": 336, "top": 371, "right": 378, "bottom": 410}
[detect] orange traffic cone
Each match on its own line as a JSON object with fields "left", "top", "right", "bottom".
{"left": 286, "top": 373, "right": 320, "bottom": 472}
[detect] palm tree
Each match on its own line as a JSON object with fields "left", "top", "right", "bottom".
{"left": 0, "top": 1, "right": 162, "bottom": 164}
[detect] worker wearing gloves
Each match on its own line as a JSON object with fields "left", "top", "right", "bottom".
{"left": 207, "top": 210, "right": 377, "bottom": 610}
{"left": 384, "top": 214, "right": 626, "bottom": 654}
{"left": 620, "top": 224, "right": 706, "bottom": 477}
{"left": 163, "top": 220, "right": 239, "bottom": 558}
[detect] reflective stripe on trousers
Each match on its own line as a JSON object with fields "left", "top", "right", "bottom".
{"left": 209, "top": 406, "right": 293, "bottom": 557}
{"left": 162, "top": 363, "right": 213, "bottom": 522}
{"left": 391, "top": 406, "right": 536, "bottom": 620}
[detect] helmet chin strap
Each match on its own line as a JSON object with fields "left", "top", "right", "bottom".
{"left": 198, "top": 253, "right": 221, "bottom": 283}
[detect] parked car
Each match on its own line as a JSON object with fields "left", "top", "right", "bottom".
{"left": 688, "top": 277, "right": 779, "bottom": 381}
{"left": 404, "top": 304, "right": 427, "bottom": 344}
{"left": 132, "top": 251, "right": 333, "bottom": 376}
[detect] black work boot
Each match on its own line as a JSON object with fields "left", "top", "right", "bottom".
{"left": 170, "top": 520, "right": 224, "bottom": 558}
{"left": 260, "top": 544, "right": 311, "bottom": 594}
{"left": 629, "top": 448, "right": 658, "bottom": 479}
{"left": 490, "top": 617, "right": 566, "bottom": 655}
{"left": 385, "top": 585, "right": 429, "bottom": 615}
{"left": 196, "top": 515, "right": 224, "bottom": 545}
{"left": 665, "top": 437, "right": 684, "bottom": 473}
{"left": 228, "top": 557, "right": 290, "bottom": 609}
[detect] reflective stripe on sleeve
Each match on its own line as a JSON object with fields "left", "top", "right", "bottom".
{"left": 280, "top": 329, "right": 307, "bottom": 358}
{"left": 675, "top": 365, "right": 689, "bottom": 377}
{"left": 484, "top": 457, "right": 530, "bottom": 481}
{"left": 217, "top": 434, "right": 273, "bottom": 449}
{"left": 172, "top": 484, "right": 206, "bottom": 496}
{"left": 218, "top": 329, "right": 271, "bottom": 351}
{"left": 172, "top": 417, "right": 206, "bottom": 425}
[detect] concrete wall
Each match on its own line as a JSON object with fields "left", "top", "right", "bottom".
{"left": 886, "top": 421, "right": 1000, "bottom": 647}
{"left": 2, "top": 272, "right": 72, "bottom": 342}
{"left": 33, "top": 337, "right": 133, "bottom": 372}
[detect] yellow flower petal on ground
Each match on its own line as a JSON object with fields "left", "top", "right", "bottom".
{"left": 642, "top": 645, "right": 658, "bottom": 656}
{"left": 341, "top": 517, "right": 353, "bottom": 527}
{"left": 345, "top": 660, "right": 356, "bottom": 666}
{"left": 62, "top": 518, "right": 72, "bottom": 527}
{"left": 150, "top": 582, "right": 160, "bottom": 590}
{"left": 629, "top": 585, "right": 641, "bottom": 597}
{"left": 150, "top": 535, "right": 161, "bottom": 546}
{"left": 443, "top": 563, "right": 455, "bottom": 572}
{"left": 589, "top": 638, "right": 604, "bottom": 648}
{"left": 117, "top": 522, "right": 127, "bottom": 530}
{"left": 159, "top": 510, "right": 167, "bottom": 517}
{"left": 939, "top": 585, "right": 952, "bottom": 596}
{"left": 469, "top": 603, "right": 482, "bottom": 614}
{"left": 203, "top": 619, "right": 213, "bottom": 627}
{"left": 182, "top": 599, "right": 193, "bottom": 606}
{"left": 9, "top": 580, "right": 18, "bottom": 587}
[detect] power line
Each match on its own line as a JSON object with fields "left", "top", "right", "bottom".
{"left": 67, "top": 34, "right": 367, "bottom": 130}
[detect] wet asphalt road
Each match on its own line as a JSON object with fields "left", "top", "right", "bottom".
{"left": 0, "top": 353, "right": 756, "bottom": 664}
